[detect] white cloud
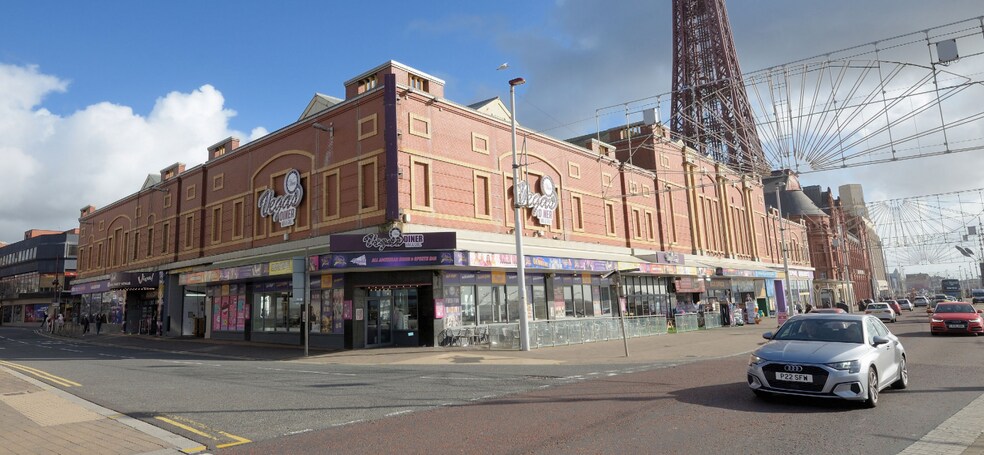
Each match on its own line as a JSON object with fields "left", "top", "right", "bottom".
{"left": 0, "top": 63, "right": 256, "bottom": 244}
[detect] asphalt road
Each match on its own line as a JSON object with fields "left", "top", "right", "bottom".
{"left": 1, "top": 308, "right": 982, "bottom": 454}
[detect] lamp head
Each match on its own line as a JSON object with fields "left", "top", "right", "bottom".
{"left": 509, "top": 77, "right": 526, "bottom": 87}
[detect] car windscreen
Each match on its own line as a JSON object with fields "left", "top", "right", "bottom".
{"left": 935, "top": 304, "right": 975, "bottom": 313}
{"left": 867, "top": 304, "right": 888, "bottom": 309}
{"left": 774, "top": 319, "right": 863, "bottom": 343}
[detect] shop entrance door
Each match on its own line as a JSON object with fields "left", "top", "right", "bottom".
{"left": 366, "top": 290, "right": 393, "bottom": 347}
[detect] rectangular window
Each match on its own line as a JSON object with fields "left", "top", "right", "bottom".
{"left": 185, "top": 215, "right": 194, "bottom": 249}
{"left": 162, "top": 222, "right": 170, "bottom": 254}
{"left": 474, "top": 173, "right": 491, "bottom": 218}
{"left": 163, "top": 193, "right": 172, "bottom": 208}
{"left": 408, "top": 113, "right": 431, "bottom": 138}
{"left": 323, "top": 171, "right": 340, "bottom": 219}
{"left": 668, "top": 190, "right": 678, "bottom": 243}
{"left": 96, "top": 243, "right": 102, "bottom": 268}
{"left": 409, "top": 74, "right": 428, "bottom": 91}
{"left": 571, "top": 194, "right": 584, "bottom": 231}
{"left": 186, "top": 185, "right": 196, "bottom": 201}
{"left": 132, "top": 231, "right": 140, "bottom": 261}
{"left": 120, "top": 230, "right": 127, "bottom": 265}
{"left": 213, "top": 174, "right": 224, "bottom": 191}
{"left": 568, "top": 162, "right": 581, "bottom": 179}
{"left": 471, "top": 133, "right": 490, "bottom": 154}
{"left": 632, "top": 209, "right": 642, "bottom": 239}
{"left": 411, "top": 159, "right": 432, "bottom": 210}
{"left": 605, "top": 202, "right": 616, "bottom": 235}
{"left": 646, "top": 211, "right": 655, "bottom": 241}
{"left": 358, "top": 75, "right": 377, "bottom": 93}
{"left": 211, "top": 207, "right": 222, "bottom": 243}
{"left": 360, "top": 160, "right": 377, "bottom": 210}
{"left": 146, "top": 227, "right": 154, "bottom": 257}
{"left": 233, "top": 200, "right": 244, "bottom": 238}
{"left": 358, "top": 114, "right": 378, "bottom": 140}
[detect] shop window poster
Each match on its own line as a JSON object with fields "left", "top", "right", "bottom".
{"left": 221, "top": 296, "right": 231, "bottom": 331}
{"left": 236, "top": 296, "right": 245, "bottom": 331}
{"left": 229, "top": 296, "right": 237, "bottom": 330}
{"left": 212, "top": 302, "right": 221, "bottom": 331}
{"left": 332, "top": 289, "right": 344, "bottom": 333}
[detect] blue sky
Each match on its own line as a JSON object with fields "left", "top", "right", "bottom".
{"left": 2, "top": 0, "right": 983, "bottom": 275}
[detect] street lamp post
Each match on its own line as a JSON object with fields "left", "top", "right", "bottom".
{"left": 509, "top": 77, "right": 531, "bottom": 351}
{"left": 50, "top": 278, "right": 60, "bottom": 333}
{"left": 775, "top": 182, "right": 794, "bottom": 319}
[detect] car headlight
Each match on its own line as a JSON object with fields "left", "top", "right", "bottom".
{"left": 826, "top": 360, "right": 861, "bottom": 374}
{"left": 749, "top": 354, "right": 766, "bottom": 366}
{"left": 971, "top": 317, "right": 983, "bottom": 324}
{"left": 931, "top": 317, "right": 944, "bottom": 323}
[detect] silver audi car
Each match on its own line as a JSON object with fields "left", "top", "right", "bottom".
{"left": 747, "top": 314, "right": 908, "bottom": 407}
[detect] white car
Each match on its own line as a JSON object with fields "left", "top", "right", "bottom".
{"left": 896, "top": 299, "right": 914, "bottom": 311}
{"left": 748, "top": 314, "right": 908, "bottom": 408}
{"left": 864, "top": 302, "right": 896, "bottom": 323}
{"left": 913, "top": 296, "right": 929, "bottom": 307}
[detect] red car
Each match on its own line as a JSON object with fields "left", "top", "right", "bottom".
{"left": 884, "top": 300, "right": 903, "bottom": 316}
{"left": 929, "top": 302, "right": 984, "bottom": 335}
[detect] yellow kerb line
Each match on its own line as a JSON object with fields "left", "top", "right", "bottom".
{"left": 155, "top": 415, "right": 251, "bottom": 449}
{"left": 0, "top": 361, "right": 82, "bottom": 387}
{"left": 180, "top": 446, "right": 209, "bottom": 454}
{"left": 216, "top": 431, "right": 252, "bottom": 448}
{"left": 155, "top": 416, "right": 217, "bottom": 440}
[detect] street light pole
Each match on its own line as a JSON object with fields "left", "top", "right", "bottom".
{"left": 509, "top": 77, "right": 531, "bottom": 352}
{"left": 775, "top": 182, "right": 794, "bottom": 318}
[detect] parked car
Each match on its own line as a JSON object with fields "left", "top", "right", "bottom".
{"left": 896, "top": 299, "right": 913, "bottom": 311}
{"left": 885, "top": 300, "right": 903, "bottom": 316}
{"left": 747, "top": 314, "right": 908, "bottom": 408}
{"left": 865, "top": 302, "right": 896, "bottom": 323}
{"left": 913, "top": 296, "right": 929, "bottom": 307}
{"left": 971, "top": 289, "right": 984, "bottom": 304}
{"left": 929, "top": 302, "right": 984, "bottom": 336}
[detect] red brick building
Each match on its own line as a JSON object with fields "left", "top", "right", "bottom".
{"left": 73, "top": 61, "right": 811, "bottom": 348}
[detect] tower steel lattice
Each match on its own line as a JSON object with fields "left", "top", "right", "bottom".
{"left": 670, "top": 0, "right": 768, "bottom": 175}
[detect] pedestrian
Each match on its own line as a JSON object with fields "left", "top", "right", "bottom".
{"left": 40, "top": 311, "right": 47, "bottom": 327}
{"left": 95, "top": 314, "right": 104, "bottom": 335}
{"left": 81, "top": 314, "right": 90, "bottom": 335}
{"left": 55, "top": 314, "right": 64, "bottom": 333}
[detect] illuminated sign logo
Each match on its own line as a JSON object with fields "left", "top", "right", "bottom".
{"left": 361, "top": 227, "right": 426, "bottom": 251}
{"left": 258, "top": 169, "right": 304, "bottom": 228}
{"left": 515, "top": 175, "right": 558, "bottom": 226}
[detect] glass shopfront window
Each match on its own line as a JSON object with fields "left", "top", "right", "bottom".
{"left": 210, "top": 285, "right": 246, "bottom": 332}
{"left": 252, "top": 290, "right": 297, "bottom": 332}
{"left": 624, "top": 276, "right": 670, "bottom": 316}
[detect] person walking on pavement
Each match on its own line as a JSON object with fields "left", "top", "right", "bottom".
{"left": 81, "top": 314, "right": 90, "bottom": 335}
{"left": 55, "top": 314, "right": 64, "bottom": 333}
{"left": 95, "top": 314, "right": 104, "bottom": 335}
{"left": 40, "top": 311, "right": 47, "bottom": 327}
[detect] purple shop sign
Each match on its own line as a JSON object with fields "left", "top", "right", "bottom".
{"left": 330, "top": 229, "right": 456, "bottom": 252}
{"left": 70, "top": 280, "right": 110, "bottom": 295}
{"left": 324, "top": 251, "right": 456, "bottom": 269}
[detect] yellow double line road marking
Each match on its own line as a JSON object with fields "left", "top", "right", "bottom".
{"left": 155, "top": 415, "right": 251, "bottom": 449}
{"left": 0, "top": 361, "right": 82, "bottom": 387}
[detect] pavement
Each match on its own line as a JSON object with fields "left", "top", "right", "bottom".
{"left": 2, "top": 315, "right": 983, "bottom": 454}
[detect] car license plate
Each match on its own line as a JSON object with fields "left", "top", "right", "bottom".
{"left": 776, "top": 372, "right": 813, "bottom": 383}
{"left": 948, "top": 323, "right": 966, "bottom": 328}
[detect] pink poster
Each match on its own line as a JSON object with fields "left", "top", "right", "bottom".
{"left": 343, "top": 300, "right": 353, "bottom": 320}
{"left": 434, "top": 298, "right": 445, "bottom": 319}
{"left": 229, "top": 297, "right": 238, "bottom": 331}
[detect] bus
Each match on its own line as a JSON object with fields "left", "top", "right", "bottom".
{"left": 941, "top": 279, "right": 961, "bottom": 299}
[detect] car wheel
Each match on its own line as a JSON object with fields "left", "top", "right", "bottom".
{"left": 892, "top": 357, "right": 908, "bottom": 389}
{"left": 863, "top": 367, "right": 879, "bottom": 408}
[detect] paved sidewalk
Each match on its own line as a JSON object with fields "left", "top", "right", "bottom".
{"left": 0, "top": 365, "right": 204, "bottom": 455}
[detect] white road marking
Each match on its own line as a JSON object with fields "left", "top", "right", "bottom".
{"left": 385, "top": 410, "right": 412, "bottom": 417}
{"left": 330, "top": 419, "right": 364, "bottom": 427}
{"left": 257, "top": 367, "right": 355, "bottom": 376}
{"left": 419, "top": 376, "right": 496, "bottom": 380}
{"left": 284, "top": 429, "right": 313, "bottom": 436}
{"left": 899, "top": 390, "right": 984, "bottom": 454}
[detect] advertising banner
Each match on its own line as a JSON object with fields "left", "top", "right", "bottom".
{"left": 330, "top": 229, "right": 456, "bottom": 252}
